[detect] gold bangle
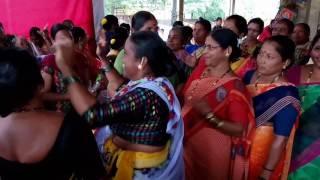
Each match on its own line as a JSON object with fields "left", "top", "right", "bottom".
{"left": 208, "top": 117, "right": 219, "bottom": 126}
{"left": 216, "top": 120, "right": 224, "bottom": 128}
{"left": 205, "top": 112, "right": 214, "bottom": 120}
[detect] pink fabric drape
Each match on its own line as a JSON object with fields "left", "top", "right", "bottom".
{"left": 0, "top": 0, "right": 95, "bottom": 37}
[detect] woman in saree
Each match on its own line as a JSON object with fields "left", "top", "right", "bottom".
{"left": 286, "top": 34, "right": 320, "bottom": 179}
{"left": 220, "top": 14, "right": 252, "bottom": 77}
{"left": 235, "top": 18, "right": 264, "bottom": 78}
{"left": 240, "top": 18, "right": 264, "bottom": 59}
{"left": 182, "top": 28, "right": 255, "bottom": 180}
{"left": 243, "top": 35, "right": 301, "bottom": 180}
{"left": 53, "top": 31, "right": 184, "bottom": 180}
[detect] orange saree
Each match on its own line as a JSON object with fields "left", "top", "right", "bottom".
{"left": 182, "top": 67, "right": 255, "bottom": 180}
{"left": 246, "top": 83, "right": 301, "bottom": 180}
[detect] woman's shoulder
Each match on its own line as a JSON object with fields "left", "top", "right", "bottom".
{"left": 40, "top": 54, "right": 58, "bottom": 71}
{"left": 286, "top": 65, "right": 303, "bottom": 85}
{"left": 243, "top": 70, "right": 255, "bottom": 85}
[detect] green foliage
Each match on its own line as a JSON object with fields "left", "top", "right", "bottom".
{"left": 104, "top": 0, "right": 169, "bottom": 15}
{"left": 185, "top": 0, "right": 225, "bottom": 21}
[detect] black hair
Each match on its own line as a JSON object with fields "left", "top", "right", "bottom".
{"left": 265, "top": 35, "right": 296, "bottom": 67}
{"left": 110, "top": 27, "right": 129, "bottom": 50}
{"left": 310, "top": 33, "right": 320, "bottom": 51}
{"left": 0, "top": 48, "right": 43, "bottom": 117}
{"left": 71, "top": 26, "right": 86, "bottom": 44}
{"left": 276, "top": 18, "right": 294, "bottom": 34}
{"left": 131, "top": 11, "right": 156, "bottom": 32}
{"left": 248, "top": 18, "right": 264, "bottom": 34}
{"left": 210, "top": 28, "right": 242, "bottom": 62}
{"left": 0, "top": 22, "right": 4, "bottom": 35}
{"left": 170, "top": 26, "right": 184, "bottom": 41}
{"left": 62, "top": 19, "right": 74, "bottom": 30}
{"left": 129, "top": 31, "right": 176, "bottom": 77}
{"left": 216, "top": 17, "right": 222, "bottom": 21}
{"left": 181, "top": 26, "right": 193, "bottom": 41}
{"left": 29, "top": 27, "right": 41, "bottom": 37}
{"left": 226, "top": 15, "right": 248, "bottom": 36}
{"left": 173, "top": 21, "right": 184, "bottom": 27}
{"left": 29, "top": 27, "right": 45, "bottom": 47}
{"left": 50, "top": 23, "right": 70, "bottom": 40}
{"left": 195, "top": 17, "right": 211, "bottom": 33}
{"left": 5, "top": 35, "right": 16, "bottom": 48}
{"left": 295, "top": 23, "right": 311, "bottom": 37}
{"left": 101, "top": 15, "right": 119, "bottom": 31}
{"left": 120, "top": 23, "right": 131, "bottom": 33}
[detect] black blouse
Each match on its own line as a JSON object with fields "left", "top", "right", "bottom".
{"left": 0, "top": 111, "right": 106, "bottom": 180}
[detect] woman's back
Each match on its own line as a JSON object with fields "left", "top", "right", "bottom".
{"left": 0, "top": 111, "right": 105, "bottom": 180}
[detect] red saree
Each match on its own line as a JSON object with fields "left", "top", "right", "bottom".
{"left": 182, "top": 64, "right": 255, "bottom": 180}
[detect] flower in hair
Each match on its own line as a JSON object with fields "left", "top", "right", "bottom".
{"left": 110, "top": 38, "right": 116, "bottom": 45}
{"left": 101, "top": 18, "right": 108, "bottom": 25}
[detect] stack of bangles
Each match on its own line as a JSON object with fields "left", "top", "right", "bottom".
{"left": 101, "top": 64, "right": 112, "bottom": 74}
{"left": 205, "top": 112, "right": 224, "bottom": 128}
{"left": 62, "top": 75, "right": 81, "bottom": 87}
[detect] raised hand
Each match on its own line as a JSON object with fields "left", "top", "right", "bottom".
{"left": 96, "top": 38, "right": 109, "bottom": 61}
{"left": 54, "top": 33, "right": 75, "bottom": 75}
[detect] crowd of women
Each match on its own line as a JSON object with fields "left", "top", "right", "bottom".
{"left": 0, "top": 9, "right": 319, "bottom": 180}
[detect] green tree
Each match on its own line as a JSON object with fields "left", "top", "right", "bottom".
{"left": 104, "top": 0, "right": 169, "bottom": 15}
{"left": 185, "top": 0, "right": 226, "bottom": 21}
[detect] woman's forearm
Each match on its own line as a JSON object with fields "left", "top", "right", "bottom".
{"left": 61, "top": 70, "right": 97, "bottom": 115}
{"left": 211, "top": 117, "right": 244, "bottom": 137}
{"left": 264, "top": 135, "right": 287, "bottom": 170}
{"left": 42, "top": 92, "right": 70, "bottom": 101}
{"left": 104, "top": 69, "right": 125, "bottom": 95}
{"left": 99, "top": 58, "right": 125, "bottom": 95}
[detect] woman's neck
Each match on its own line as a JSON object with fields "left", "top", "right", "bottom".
{"left": 307, "top": 64, "right": 320, "bottom": 82}
{"left": 206, "top": 62, "right": 231, "bottom": 77}
{"left": 256, "top": 72, "right": 283, "bottom": 83}
{"left": 131, "top": 71, "right": 155, "bottom": 81}
{"left": 244, "top": 37, "right": 258, "bottom": 45}
{"left": 21, "top": 96, "right": 44, "bottom": 111}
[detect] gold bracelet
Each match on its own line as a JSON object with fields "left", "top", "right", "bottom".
{"left": 216, "top": 120, "right": 224, "bottom": 128}
{"left": 208, "top": 117, "right": 219, "bottom": 126}
{"left": 205, "top": 112, "right": 215, "bottom": 120}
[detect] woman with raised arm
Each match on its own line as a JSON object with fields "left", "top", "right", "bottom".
{"left": 54, "top": 31, "right": 184, "bottom": 180}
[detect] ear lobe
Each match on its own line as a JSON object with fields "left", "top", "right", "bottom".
{"left": 139, "top": 56, "right": 148, "bottom": 69}
{"left": 283, "top": 60, "right": 290, "bottom": 69}
{"left": 225, "top": 47, "right": 232, "bottom": 56}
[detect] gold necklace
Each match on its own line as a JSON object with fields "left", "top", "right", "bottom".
{"left": 254, "top": 72, "right": 281, "bottom": 90}
{"left": 187, "top": 68, "right": 231, "bottom": 101}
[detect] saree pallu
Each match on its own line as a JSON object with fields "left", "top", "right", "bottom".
{"left": 289, "top": 84, "right": 320, "bottom": 179}
{"left": 182, "top": 76, "right": 255, "bottom": 180}
{"left": 247, "top": 83, "right": 301, "bottom": 180}
{"left": 231, "top": 57, "right": 257, "bottom": 79}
